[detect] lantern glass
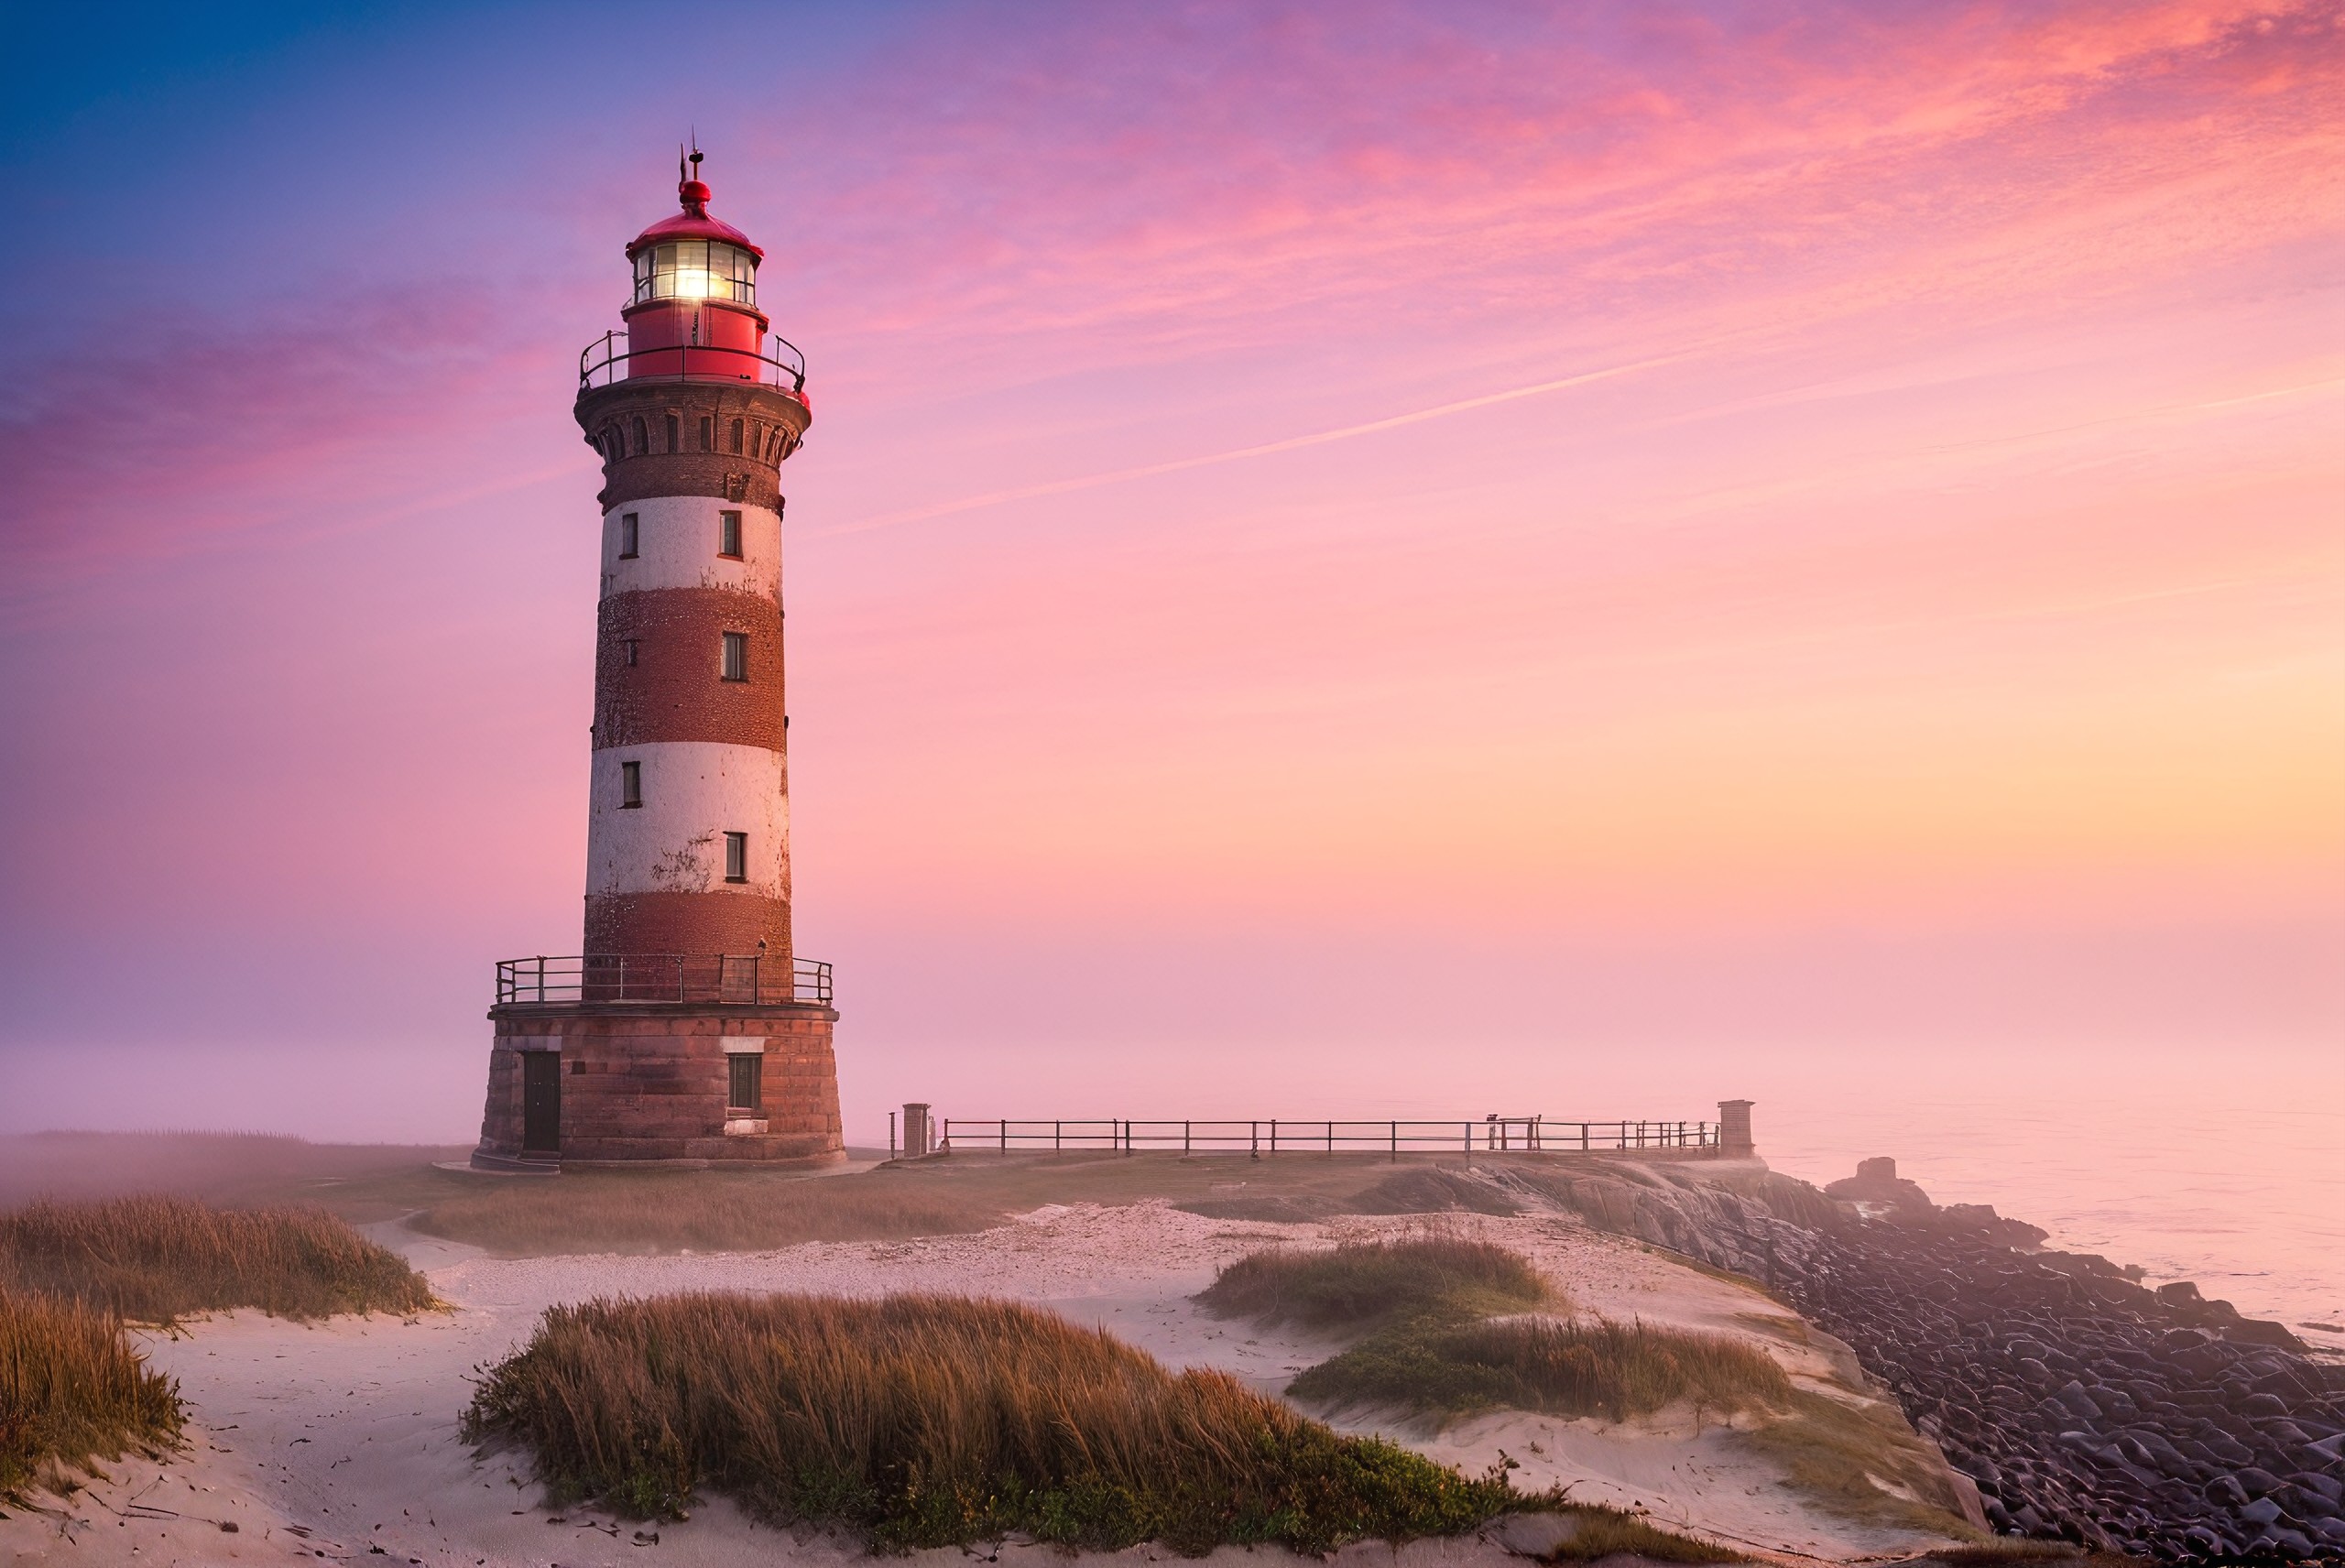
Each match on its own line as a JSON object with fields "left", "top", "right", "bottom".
{"left": 635, "top": 241, "right": 757, "bottom": 306}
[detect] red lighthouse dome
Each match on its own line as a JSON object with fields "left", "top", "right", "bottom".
{"left": 585, "top": 149, "right": 806, "bottom": 397}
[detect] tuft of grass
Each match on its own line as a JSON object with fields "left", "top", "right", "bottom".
{"left": 462, "top": 1290, "right": 1547, "bottom": 1554}
{"left": 1739, "top": 1388, "right": 1980, "bottom": 1534}
{"left": 1196, "top": 1236, "right": 1552, "bottom": 1331}
{"left": 1292, "top": 1313, "right": 1793, "bottom": 1423}
{"left": 0, "top": 1196, "right": 435, "bottom": 1323}
{"left": 1203, "top": 1237, "right": 1785, "bottom": 1426}
{"left": 1541, "top": 1504, "right": 1747, "bottom": 1563}
{"left": 411, "top": 1171, "right": 999, "bottom": 1257}
{"left": 0, "top": 1289, "right": 184, "bottom": 1500}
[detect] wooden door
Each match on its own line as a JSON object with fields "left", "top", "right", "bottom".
{"left": 522, "top": 1051, "right": 562, "bottom": 1154}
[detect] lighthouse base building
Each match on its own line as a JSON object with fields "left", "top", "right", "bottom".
{"left": 472, "top": 155, "right": 843, "bottom": 1170}
{"left": 474, "top": 1000, "right": 841, "bottom": 1168}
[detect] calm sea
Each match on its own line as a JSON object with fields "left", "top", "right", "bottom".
{"left": 1753, "top": 1064, "right": 2345, "bottom": 1340}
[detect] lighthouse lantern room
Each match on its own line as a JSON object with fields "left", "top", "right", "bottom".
{"left": 471, "top": 149, "right": 842, "bottom": 1170}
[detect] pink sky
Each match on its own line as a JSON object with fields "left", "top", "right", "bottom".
{"left": 0, "top": 1, "right": 2338, "bottom": 1143}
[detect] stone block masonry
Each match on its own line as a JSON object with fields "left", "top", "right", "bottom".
{"left": 476, "top": 1004, "right": 841, "bottom": 1167}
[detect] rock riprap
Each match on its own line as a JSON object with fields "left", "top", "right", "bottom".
{"left": 1458, "top": 1157, "right": 2343, "bottom": 1563}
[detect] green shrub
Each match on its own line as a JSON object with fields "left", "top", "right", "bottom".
{"left": 463, "top": 1290, "right": 1544, "bottom": 1553}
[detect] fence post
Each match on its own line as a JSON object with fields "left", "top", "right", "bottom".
{"left": 1270, "top": 1118, "right": 1277, "bottom": 1156}
{"left": 1054, "top": 1119, "right": 1062, "bottom": 1151}
{"left": 1000, "top": 1120, "right": 1007, "bottom": 1153}
{"left": 889, "top": 1110, "right": 896, "bottom": 1158}
{"left": 1183, "top": 1119, "right": 1191, "bottom": 1155}
{"left": 1250, "top": 1120, "right": 1259, "bottom": 1160}
{"left": 1391, "top": 1120, "right": 1398, "bottom": 1161}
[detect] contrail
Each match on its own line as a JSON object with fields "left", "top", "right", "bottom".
{"left": 807, "top": 350, "right": 1696, "bottom": 539}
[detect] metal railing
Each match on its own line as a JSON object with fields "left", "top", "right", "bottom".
{"left": 496, "top": 953, "right": 832, "bottom": 1007}
{"left": 933, "top": 1116, "right": 1719, "bottom": 1159}
{"left": 578, "top": 330, "right": 807, "bottom": 394}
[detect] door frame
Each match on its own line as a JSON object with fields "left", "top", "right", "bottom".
{"left": 520, "top": 1048, "right": 562, "bottom": 1154}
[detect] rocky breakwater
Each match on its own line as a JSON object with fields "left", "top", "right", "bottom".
{"left": 1447, "top": 1156, "right": 2343, "bottom": 1562}
{"left": 1783, "top": 1160, "right": 2344, "bottom": 1562}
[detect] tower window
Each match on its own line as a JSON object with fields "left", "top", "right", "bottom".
{"left": 718, "top": 510, "right": 743, "bottom": 559}
{"left": 723, "top": 832, "right": 747, "bottom": 883}
{"left": 727, "top": 1051, "right": 762, "bottom": 1111}
{"left": 729, "top": 419, "right": 744, "bottom": 454}
{"left": 665, "top": 413, "right": 680, "bottom": 452}
{"left": 721, "top": 631, "right": 747, "bottom": 681}
{"left": 630, "top": 417, "right": 648, "bottom": 456}
{"left": 618, "top": 513, "right": 638, "bottom": 559}
{"left": 619, "top": 760, "right": 642, "bottom": 808}
{"left": 624, "top": 638, "right": 638, "bottom": 668}
{"left": 699, "top": 416, "right": 714, "bottom": 452}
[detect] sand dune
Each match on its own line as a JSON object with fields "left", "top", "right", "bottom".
{"left": 5, "top": 1199, "right": 1974, "bottom": 1566}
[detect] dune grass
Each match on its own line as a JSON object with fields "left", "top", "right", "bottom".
{"left": 0, "top": 1290, "right": 184, "bottom": 1501}
{"left": 0, "top": 1195, "right": 435, "bottom": 1322}
{"left": 1294, "top": 1312, "right": 1794, "bottom": 1423}
{"left": 462, "top": 1290, "right": 1546, "bottom": 1553}
{"left": 1738, "top": 1388, "right": 1981, "bottom": 1534}
{"left": 410, "top": 1171, "right": 1000, "bottom": 1257}
{"left": 1201, "top": 1236, "right": 1788, "bottom": 1425}
{"left": 1196, "top": 1235, "right": 1553, "bottom": 1330}
{"left": 1542, "top": 1503, "right": 1748, "bottom": 1563}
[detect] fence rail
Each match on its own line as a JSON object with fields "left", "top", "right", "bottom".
{"left": 496, "top": 953, "right": 832, "bottom": 1007}
{"left": 932, "top": 1116, "right": 1718, "bottom": 1159}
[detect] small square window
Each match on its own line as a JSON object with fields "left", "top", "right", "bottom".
{"left": 620, "top": 760, "right": 642, "bottom": 808}
{"left": 723, "top": 831, "right": 747, "bottom": 883}
{"left": 718, "top": 510, "right": 743, "bottom": 559}
{"left": 570, "top": 1058, "right": 586, "bottom": 1076}
{"left": 618, "top": 513, "right": 639, "bottom": 559}
{"left": 721, "top": 631, "right": 747, "bottom": 681}
{"left": 727, "top": 1051, "right": 762, "bottom": 1111}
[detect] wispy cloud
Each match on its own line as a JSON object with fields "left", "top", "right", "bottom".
{"left": 811, "top": 350, "right": 1699, "bottom": 538}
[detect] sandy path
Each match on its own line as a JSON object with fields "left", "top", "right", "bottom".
{"left": 4, "top": 1203, "right": 1965, "bottom": 1566}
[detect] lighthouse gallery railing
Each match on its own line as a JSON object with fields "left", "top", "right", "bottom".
{"left": 496, "top": 953, "right": 832, "bottom": 1007}
{"left": 578, "top": 330, "right": 807, "bottom": 394}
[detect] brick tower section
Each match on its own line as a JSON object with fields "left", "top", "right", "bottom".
{"left": 471, "top": 154, "right": 841, "bottom": 1170}
{"left": 577, "top": 380, "right": 809, "bottom": 960}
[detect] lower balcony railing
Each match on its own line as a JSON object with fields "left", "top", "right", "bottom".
{"left": 496, "top": 953, "right": 832, "bottom": 1007}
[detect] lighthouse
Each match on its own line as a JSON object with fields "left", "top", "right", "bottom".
{"left": 471, "top": 150, "right": 843, "bottom": 1169}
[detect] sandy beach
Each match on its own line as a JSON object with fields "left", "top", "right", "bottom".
{"left": 5, "top": 1199, "right": 1978, "bottom": 1567}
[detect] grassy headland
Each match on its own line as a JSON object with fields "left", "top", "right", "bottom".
{"left": 409, "top": 1169, "right": 998, "bottom": 1256}
{"left": 463, "top": 1290, "right": 1544, "bottom": 1553}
